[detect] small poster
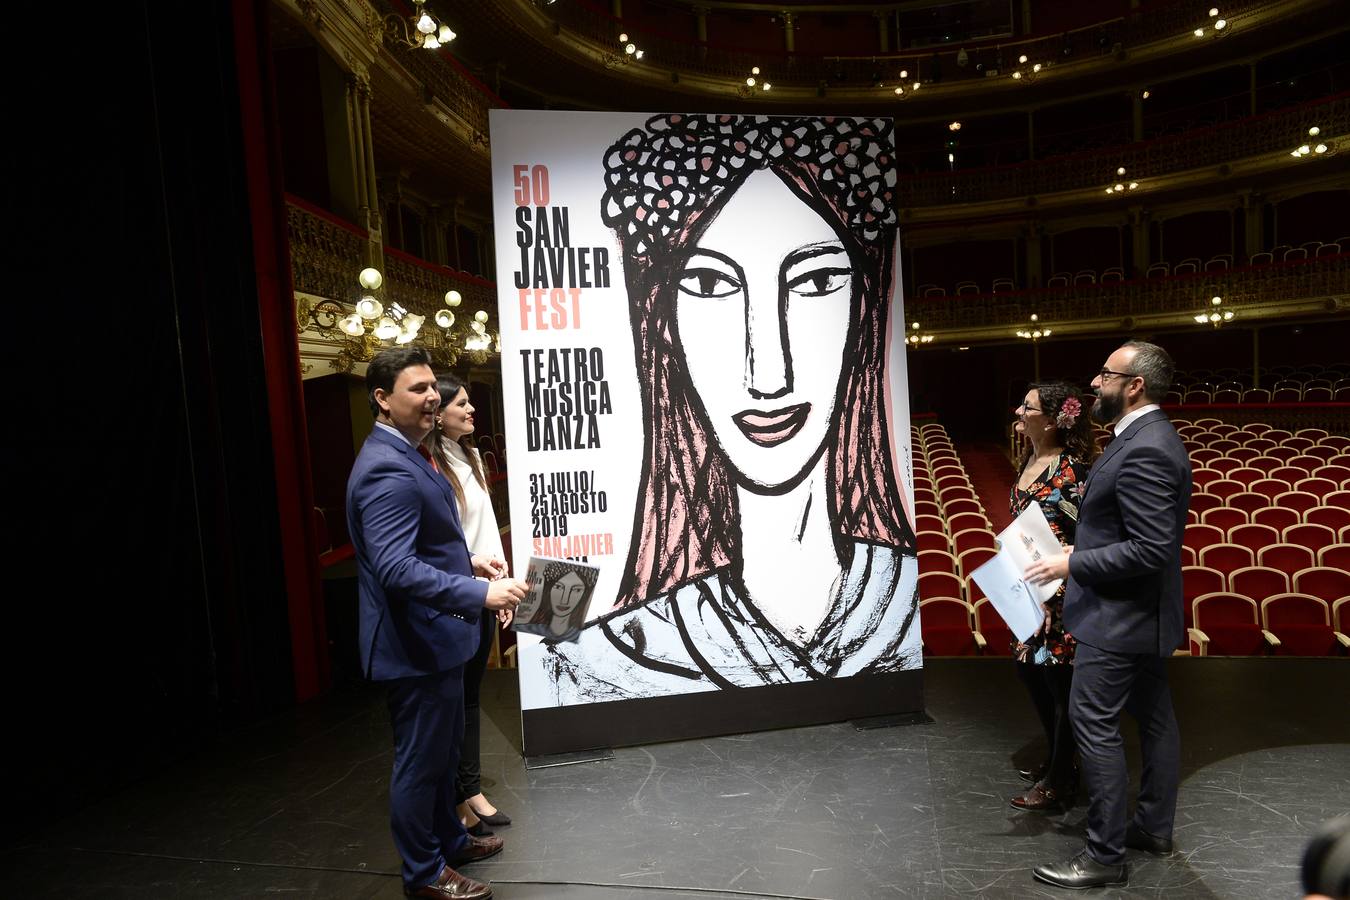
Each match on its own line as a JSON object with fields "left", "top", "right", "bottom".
{"left": 970, "top": 504, "right": 1065, "bottom": 641}
{"left": 513, "top": 556, "right": 601, "bottom": 644}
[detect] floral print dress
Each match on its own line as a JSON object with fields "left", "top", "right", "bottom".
{"left": 1010, "top": 452, "right": 1089, "bottom": 665}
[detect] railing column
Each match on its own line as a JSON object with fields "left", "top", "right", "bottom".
{"left": 875, "top": 11, "right": 889, "bottom": 53}
{"left": 1027, "top": 109, "right": 1036, "bottom": 161}
{"left": 782, "top": 13, "right": 796, "bottom": 52}
{"left": 1243, "top": 192, "right": 1264, "bottom": 262}
{"left": 1252, "top": 327, "right": 1261, "bottom": 389}
{"left": 1132, "top": 91, "right": 1144, "bottom": 141}
{"left": 1131, "top": 207, "right": 1149, "bottom": 277}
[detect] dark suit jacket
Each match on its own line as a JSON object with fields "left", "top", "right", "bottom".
{"left": 347, "top": 425, "right": 488, "bottom": 681}
{"left": 1063, "top": 408, "right": 1191, "bottom": 656}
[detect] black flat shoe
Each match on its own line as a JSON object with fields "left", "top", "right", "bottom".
{"left": 1033, "top": 850, "right": 1128, "bottom": 889}
{"left": 466, "top": 821, "right": 494, "bottom": 838}
{"left": 473, "top": 809, "right": 511, "bottom": 828}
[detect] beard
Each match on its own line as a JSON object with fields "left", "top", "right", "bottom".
{"left": 1091, "top": 388, "right": 1124, "bottom": 424}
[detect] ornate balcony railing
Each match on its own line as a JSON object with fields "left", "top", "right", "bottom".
{"left": 895, "top": 92, "right": 1349, "bottom": 207}
{"left": 908, "top": 252, "right": 1349, "bottom": 333}
{"left": 287, "top": 197, "right": 501, "bottom": 370}
{"left": 546, "top": 0, "right": 1265, "bottom": 90}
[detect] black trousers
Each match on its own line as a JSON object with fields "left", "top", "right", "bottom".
{"left": 455, "top": 613, "right": 495, "bottom": 803}
{"left": 1015, "top": 659, "right": 1076, "bottom": 788}
{"left": 1070, "top": 641, "right": 1180, "bottom": 865}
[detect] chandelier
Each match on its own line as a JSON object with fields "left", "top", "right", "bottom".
{"left": 384, "top": 0, "right": 456, "bottom": 50}
{"left": 1194, "top": 295, "right": 1235, "bottom": 327}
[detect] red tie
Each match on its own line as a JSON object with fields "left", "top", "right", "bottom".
{"left": 417, "top": 444, "right": 437, "bottom": 471}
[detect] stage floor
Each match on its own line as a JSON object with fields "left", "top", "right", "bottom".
{"left": 3, "top": 658, "right": 1347, "bottom": 899}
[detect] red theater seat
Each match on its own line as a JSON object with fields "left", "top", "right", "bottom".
{"left": 972, "top": 598, "right": 1014, "bottom": 655}
{"left": 957, "top": 546, "right": 997, "bottom": 579}
{"left": 1199, "top": 544, "right": 1255, "bottom": 583}
{"left": 1251, "top": 506, "right": 1298, "bottom": 531}
{"left": 1259, "top": 543, "right": 1316, "bottom": 574}
{"left": 1307, "top": 506, "right": 1350, "bottom": 531}
{"left": 1331, "top": 491, "right": 1350, "bottom": 511}
{"left": 942, "top": 497, "right": 984, "bottom": 518}
{"left": 1227, "top": 523, "right": 1280, "bottom": 555}
{"left": 1183, "top": 566, "right": 1226, "bottom": 625}
{"left": 951, "top": 528, "right": 997, "bottom": 555}
{"left": 1229, "top": 566, "right": 1290, "bottom": 604}
{"left": 1184, "top": 524, "right": 1225, "bottom": 556}
{"left": 919, "top": 597, "right": 979, "bottom": 656}
{"left": 1190, "top": 592, "right": 1277, "bottom": 656}
{"left": 1189, "top": 494, "right": 1223, "bottom": 515}
{"left": 1191, "top": 469, "right": 1224, "bottom": 490}
{"left": 1228, "top": 492, "right": 1271, "bottom": 514}
{"left": 1189, "top": 448, "right": 1221, "bottom": 465}
{"left": 947, "top": 512, "right": 989, "bottom": 535}
{"left": 1293, "top": 567, "right": 1350, "bottom": 605}
{"left": 1296, "top": 477, "right": 1338, "bottom": 499}
{"left": 917, "top": 530, "right": 951, "bottom": 554}
{"left": 1283, "top": 523, "right": 1336, "bottom": 553}
{"left": 1227, "top": 467, "right": 1264, "bottom": 486}
{"left": 919, "top": 549, "right": 959, "bottom": 576}
{"left": 919, "top": 570, "right": 965, "bottom": 601}
{"left": 1277, "top": 491, "right": 1321, "bottom": 516}
{"left": 1207, "top": 481, "right": 1245, "bottom": 502}
{"left": 1200, "top": 507, "right": 1248, "bottom": 533}
{"left": 1261, "top": 594, "right": 1344, "bottom": 656}
{"left": 1315, "top": 466, "right": 1350, "bottom": 484}
{"left": 1250, "top": 478, "right": 1288, "bottom": 501}
{"left": 1319, "top": 544, "right": 1350, "bottom": 570}
{"left": 1247, "top": 457, "right": 1280, "bottom": 475}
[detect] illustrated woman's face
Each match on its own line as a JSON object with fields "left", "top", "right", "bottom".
{"left": 674, "top": 169, "right": 854, "bottom": 490}
{"left": 549, "top": 571, "right": 586, "bottom": 620}
{"left": 438, "top": 387, "right": 475, "bottom": 441}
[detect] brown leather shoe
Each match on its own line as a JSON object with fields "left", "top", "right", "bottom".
{"left": 447, "top": 833, "right": 504, "bottom": 867}
{"left": 1010, "top": 782, "right": 1069, "bottom": 812}
{"left": 405, "top": 865, "right": 492, "bottom": 899}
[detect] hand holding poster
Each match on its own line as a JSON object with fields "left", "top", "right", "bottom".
{"left": 970, "top": 503, "right": 1066, "bottom": 642}
{"left": 514, "top": 557, "right": 600, "bottom": 644}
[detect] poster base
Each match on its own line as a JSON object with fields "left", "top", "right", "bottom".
{"left": 852, "top": 710, "right": 935, "bottom": 730}
{"left": 521, "top": 668, "right": 924, "bottom": 757}
{"left": 523, "top": 748, "right": 615, "bottom": 770}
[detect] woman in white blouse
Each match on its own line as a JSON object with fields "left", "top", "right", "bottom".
{"left": 427, "top": 373, "right": 513, "bottom": 832}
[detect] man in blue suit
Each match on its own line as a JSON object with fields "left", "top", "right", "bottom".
{"left": 1026, "top": 341, "right": 1190, "bottom": 889}
{"left": 348, "top": 348, "right": 527, "bottom": 900}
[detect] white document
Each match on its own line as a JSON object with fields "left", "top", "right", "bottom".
{"left": 970, "top": 503, "right": 1065, "bottom": 643}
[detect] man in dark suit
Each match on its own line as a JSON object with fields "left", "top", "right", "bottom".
{"left": 1025, "top": 341, "right": 1190, "bottom": 889}
{"left": 348, "top": 348, "right": 527, "bottom": 900}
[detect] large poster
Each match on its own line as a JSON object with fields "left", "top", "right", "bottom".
{"left": 490, "top": 111, "right": 922, "bottom": 755}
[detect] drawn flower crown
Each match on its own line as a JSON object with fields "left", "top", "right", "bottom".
{"left": 1056, "top": 395, "right": 1082, "bottom": 429}
{"left": 600, "top": 114, "right": 899, "bottom": 256}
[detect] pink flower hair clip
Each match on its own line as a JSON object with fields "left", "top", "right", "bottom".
{"left": 1056, "top": 396, "right": 1082, "bottom": 429}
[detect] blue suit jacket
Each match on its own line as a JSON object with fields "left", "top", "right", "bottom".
{"left": 1063, "top": 408, "right": 1191, "bottom": 656}
{"left": 347, "top": 425, "right": 488, "bottom": 681}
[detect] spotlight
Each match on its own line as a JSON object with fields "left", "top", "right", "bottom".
{"left": 949, "top": 121, "right": 962, "bottom": 131}
{"left": 1018, "top": 54, "right": 1028, "bottom": 64}
{"left": 899, "top": 68, "right": 909, "bottom": 79}
{"left": 1215, "top": 18, "right": 1227, "bottom": 29}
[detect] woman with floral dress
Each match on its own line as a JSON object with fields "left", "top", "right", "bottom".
{"left": 1008, "top": 381, "right": 1098, "bottom": 812}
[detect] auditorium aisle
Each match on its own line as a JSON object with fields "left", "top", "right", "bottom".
{"left": 957, "top": 442, "right": 1016, "bottom": 531}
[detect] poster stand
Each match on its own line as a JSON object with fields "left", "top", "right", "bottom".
{"left": 524, "top": 748, "right": 615, "bottom": 771}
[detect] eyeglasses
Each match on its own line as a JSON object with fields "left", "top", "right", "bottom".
{"left": 1096, "top": 368, "right": 1138, "bottom": 382}
{"left": 1016, "top": 403, "right": 1044, "bottom": 413}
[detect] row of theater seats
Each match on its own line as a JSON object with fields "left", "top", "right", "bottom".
{"left": 1179, "top": 419, "right": 1349, "bottom": 655}
{"left": 908, "top": 423, "right": 1018, "bottom": 657}
{"left": 474, "top": 431, "right": 507, "bottom": 475}
{"left": 1167, "top": 385, "right": 1350, "bottom": 404}
{"left": 913, "top": 240, "right": 1346, "bottom": 297}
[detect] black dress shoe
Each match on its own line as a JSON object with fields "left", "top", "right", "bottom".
{"left": 447, "top": 833, "right": 504, "bottom": 868}
{"left": 1033, "top": 850, "right": 1128, "bottom": 889}
{"left": 466, "top": 821, "right": 494, "bottom": 838}
{"left": 1018, "top": 762, "right": 1048, "bottom": 784}
{"left": 1125, "top": 824, "right": 1174, "bottom": 855}
{"left": 405, "top": 865, "right": 492, "bottom": 899}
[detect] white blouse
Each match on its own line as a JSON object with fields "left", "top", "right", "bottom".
{"left": 445, "top": 442, "right": 504, "bottom": 559}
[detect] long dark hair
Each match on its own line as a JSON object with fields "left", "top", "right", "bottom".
{"left": 426, "top": 373, "right": 488, "bottom": 507}
{"left": 1019, "top": 381, "right": 1099, "bottom": 468}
